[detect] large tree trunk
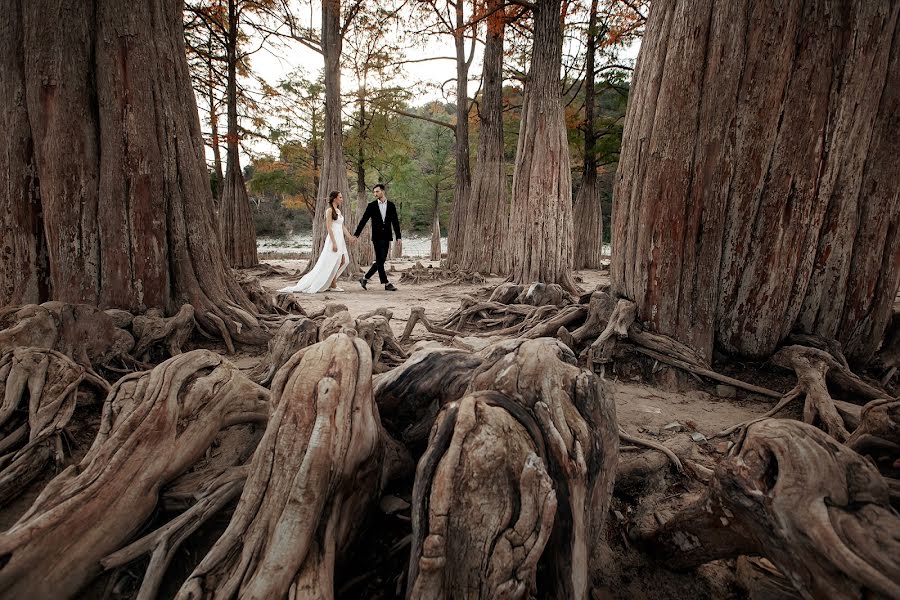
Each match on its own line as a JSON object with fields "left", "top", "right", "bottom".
{"left": 431, "top": 190, "right": 442, "bottom": 261}
{"left": 306, "top": 0, "right": 353, "bottom": 276}
{"left": 459, "top": 0, "right": 508, "bottom": 275}
{"left": 445, "top": 1, "right": 473, "bottom": 267}
{"left": 0, "top": 0, "right": 266, "bottom": 346}
{"left": 572, "top": 0, "right": 604, "bottom": 270}
{"left": 507, "top": 0, "right": 577, "bottom": 292}
{"left": 611, "top": 0, "right": 900, "bottom": 363}
{"left": 209, "top": 81, "right": 224, "bottom": 204}
{"left": 355, "top": 88, "right": 373, "bottom": 266}
{"left": 0, "top": 0, "right": 48, "bottom": 305}
{"left": 218, "top": 0, "right": 258, "bottom": 269}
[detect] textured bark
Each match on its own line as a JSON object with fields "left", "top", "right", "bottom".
{"left": 176, "top": 334, "right": 406, "bottom": 599}
{"left": 408, "top": 393, "right": 557, "bottom": 599}
{"left": 445, "top": 0, "right": 473, "bottom": 267}
{"left": 0, "top": 0, "right": 48, "bottom": 305}
{"left": 218, "top": 0, "right": 258, "bottom": 269}
{"left": 642, "top": 419, "right": 900, "bottom": 600}
{"left": 572, "top": 0, "right": 604, "bottom": 270}
{"left": 431, "top": 202, "right": 442, "bottom": 261}
{"left": 0, "top": 350, "right": 269, "bottom": 599}
{"left": 249, "top": 316, "right": 318, "bottom": 386}
{"left": 408, "top": 338, "right": 619, "bottom": 599}
{"left": 0, "top": 0, "right": 267, "bottom": 346}
{"left": 459, "top": 0, "right": 508, "bottom": 275}
{"left": 306, "top": 0, "right": 354, "bottom": 276}
{"left": 611, "top": 0, "right": 900, "bottom": 362}
{"left": 507, "top": 0, "right": 577, "bottom": 292}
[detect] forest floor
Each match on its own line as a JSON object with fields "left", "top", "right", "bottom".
{"left": 238, "top": 257, "right": 788, "bottom": 599}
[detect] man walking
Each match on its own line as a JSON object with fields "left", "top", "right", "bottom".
{"left": 354, "top": 183, "right": 401, "bottom": 291}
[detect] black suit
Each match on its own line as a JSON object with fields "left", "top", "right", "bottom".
{"left": 354, "top": 200, "right": 401, "bottom": 284}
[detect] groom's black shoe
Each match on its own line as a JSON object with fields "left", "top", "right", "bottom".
{"left": 358, "top": 277, "right": 368, "bottom": 290}
{"left": 385, "top": 283, "right": 398, "bottom": 291}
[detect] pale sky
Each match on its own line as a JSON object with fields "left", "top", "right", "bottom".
{"left": 225, "top": 18, "right": 641, "bottom": 161}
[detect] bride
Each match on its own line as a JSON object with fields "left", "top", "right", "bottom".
{"left": 279, "top": 191, "right": 356, "bottom": 294}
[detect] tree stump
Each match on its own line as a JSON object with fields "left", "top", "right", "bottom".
{"left": 249, "top": 317, "right": 318, "bottom": 386}
{"left": 408, "top": 392, "right": 557, "bottom": 599}
{"left": 408, "top": 338, "right": 618, "bottom": 599}
{"left": 176, "top": 334, "right": 407, "bottom": 599}
{"left": 0, "top": 350, "right": 269, "bottom": 598}
{"left": 640, "top": 419, "right": 900, "bottom": 599}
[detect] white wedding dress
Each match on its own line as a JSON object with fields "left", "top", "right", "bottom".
{"left": 278, "top": 210, "right": 349, "bottom": 294}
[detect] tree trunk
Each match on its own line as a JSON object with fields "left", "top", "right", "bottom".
{"left": 356, "top": 87, "right": 373, "bottom": 266}
{"left": 459, "top": 0, "right": 508, "bottom": 275}
{"left": 0, "top": 0, "right": 49, "bottom": 305}
{"left": 208, "top": 79, "right": 224, "bottom": 203}
{"left": 306, "top": 0, "right": 353, "bottom": 276}
{"left": 218, "top": 0, "right": 258, "bottom": 269}
{"left": 572, "top": 0, "right": 604, "bottom": 270}
{"left": 0, "top": 0, "right": 266, "bottom": 346}
{"left": 611, "top": 0, "right": 900, "bottom": 363}
{"left": 445, "top": 1, "right": 473, "bottom": 267}
{"left": 431, "top": 189, "right": 442, "bottom": 261}
{"left": 507, "top": 0, "right": 577, "bottom": 292}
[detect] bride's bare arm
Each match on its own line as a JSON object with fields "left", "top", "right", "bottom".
{"left": 326, "top": 209, "right": 338, "bottom": 249}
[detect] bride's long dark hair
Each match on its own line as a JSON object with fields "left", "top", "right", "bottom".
{"left": 327, "top": 191, "right": 340, "bottom": 220}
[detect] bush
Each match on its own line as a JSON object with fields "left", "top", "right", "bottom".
{"left": 252, "top": 197, "right": 312, "bottom": 238}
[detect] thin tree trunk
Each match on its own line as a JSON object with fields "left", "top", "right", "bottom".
{"left": 573, "top": 0, "right": 604, "bottom": 270}
{"left": 611, "top": 0, "right": 900, "bottom": 363}
{"left": 507, "top": 0, "right": 577, "bottom": 292}
{"left": 218, "top": 0, "right": 258, "bottom": 268}
{"left": 354, "top": 85, "right": 372, "bottom": 267}
{"left": 208, "top": 79, "right": 224, "bottom": 204}
{"left": 306, "top": 0, "right": 353, "bottom": 275}
{"left": 446, "top": 0, "right": 472, "bottom": 267}
{"left": 0, "top": 0, "right": 266, "bottom": 346}
{"left": 460, "top": 0, "right": 507, "bottom": 275}
{"left": 431, "top": 187, "right": 442, "bottom": 261}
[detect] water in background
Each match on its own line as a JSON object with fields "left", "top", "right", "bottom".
{"left": 258, "top": 233, "right": 448, "bottom": 258}
{"left": 258, "top": 233, "right": 612, "bottom": 259}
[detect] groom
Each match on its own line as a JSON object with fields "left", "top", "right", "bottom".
{"left": 354, "top": 183, "right": 401, "bottom": 291}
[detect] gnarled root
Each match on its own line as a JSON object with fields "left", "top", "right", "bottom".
{"left": 175, "top": 334, "right": 406, "bottom": 599}
{"left": 0, "top": 303, "right": 134, "bottom": 367}
{"left": 845, "top": 399, "right": 899, "bottom": 477}
{"left": 249, "top": 317, "right": 318, "bottom": 386}
{"left": 400, "top": 306, "right": 460, "bottom": 344}
{"left": 408, "top": 392, "right": 557, "bottom": 599}
{"left": 586, "top": 299, "right": 636, "bottom": 365}
{"left": 518, "top": 282, "right": 572, "bottom": 307}
{"left": 0, "top": 350, "right": 269, "bottom": 599}
{"left": 131, "top": 304, "right": 196, "bottom": 362}
{"left": 464, "top": 338, "right": 619, "bottom": 598}
{"left": 639, "top": 419, "right": 900, "bottom": 599}
{"left": 356, "top": 314, "right": 408, "bottom": 371}
{"left": 0, "top": 348, "right": 108, "bottom": 506}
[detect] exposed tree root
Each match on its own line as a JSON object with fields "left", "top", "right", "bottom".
{"left": 131, "top": 304, "right": 196, "bottom": 362}
{"left": 175, "top": 334, "right": 408, "bottom": 599}
{"left": 355, "top": 313, "right": 408, "bottom": 371}
{"left": 248, "top": 317, "right": 318, "bottom": 386}
{"left": 399, "top": 306, "right": 461, "bottom": 344}
{"left": 638, "top": 419, "right": 900, "bottom": 599}
{"left": 398, "top": 261, "right": 486, "bottom": 286}
{"left": 408, "top": 337, "right": 619, "bottom": 599}
{"left": 273, "top": 292, "right": 306, "bottom": 315}
{"left": 0, "top": 348, "right": 108, "bottom": 506}
{"left": 0, "top": 350, "right": 269, "bottom": 598}
{"left": 407, "top": 392, "right": 557, "bottom": 599}
{"left": 845, "top": 399, "right": 900, "bottom": 479}
{"left": 0, "top": 303, "right": 134, "bottom": 367}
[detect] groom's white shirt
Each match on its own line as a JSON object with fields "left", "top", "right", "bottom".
{"left": 378, "top": 199, "right": 387, "bottom": 222}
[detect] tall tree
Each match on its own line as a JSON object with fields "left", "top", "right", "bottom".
{"left": 572, "top": 0, "right": 602, "bottom": 269}
{"left": 459, "top": 0, "right": 509, "bottom": 275}
{"left": 219, "top": 0, "right": 259, "bottom": 267}
{"left": 507, "top": 0, "right": 578, "bottom": 291}
{"left": 612, "top": 0, "right": 899, "bottom": 363}
{"left": 0, "top": 0, "right": 266, "bottom": 347}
